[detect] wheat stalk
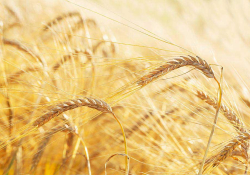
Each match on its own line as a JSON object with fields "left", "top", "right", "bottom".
{"left": 198, "top": 67, "right": 223, "bottom": 175}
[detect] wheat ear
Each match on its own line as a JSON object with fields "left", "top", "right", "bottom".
{"left": 106, "top": 55, "right": 215, "bottom": 174}
{"left": 3, "top": 38, "right": 44, "bottom": 65}
{"left": 30, "top": 124, "right": 75, "bottom": 172}
{"left": 197, "top": 90, "right": 250, "bottom": 173}
{"left": 32, "top": 97, "right": 129, "bottom": 174}
{"left": 3, "top": 4, "right": 22, "bottom": 31}
{"left": 0, "top": 67, "right": 41, "bottom": 87}
{"left": 43, "top": 11, "right": 82, "bottom": 31}
{"left": 197, "top": 90, "right": 246, "bottom": 133}
{"left": 203, "top": 132, "right": 250, "bottom": 174}
{"left": 52, "top": 49, "right": 92, "bottom": 71}
{"left": 107, "top": 55, "right": 214, "bottom": 104}
{"left": 52, "top": 49, "right": 81, "bottom": 71}
{"left": 32, "top": 98, "right": 112, "bottom": 127}
{"left": 137, "top": 55, "right": 214, "bottom": 86}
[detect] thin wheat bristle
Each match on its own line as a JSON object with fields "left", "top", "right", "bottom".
{"left": 33, "top": 98, "right": 112, "bottom": 128}
{"left": 137, "top": 55, "right": 214, "bottom": 86}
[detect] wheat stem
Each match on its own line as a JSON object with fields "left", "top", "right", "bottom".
{"left": 198, "top": 67, "right": 223, "bottom": 175}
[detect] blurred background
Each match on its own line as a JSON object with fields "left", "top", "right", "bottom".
{"left": 0, "top": 0, "right": 250, "bottom": 174}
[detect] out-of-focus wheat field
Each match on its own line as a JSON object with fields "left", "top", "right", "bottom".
{"left": 0, "top": 0, "right": 250, "bottom": 174}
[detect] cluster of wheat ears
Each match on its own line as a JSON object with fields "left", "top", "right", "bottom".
{"left": 0, "top": 0, "right": 250, "bottom": 174}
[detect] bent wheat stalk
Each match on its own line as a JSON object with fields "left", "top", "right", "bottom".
{"left": 198, "top": 67, "right": 223, "bottom": 175}
{"left": 105, "top": 153, "right": 130, "bottom": 175}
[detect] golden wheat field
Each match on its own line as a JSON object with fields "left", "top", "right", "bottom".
{"left": 0, "top": 0, "right": 250, "bottom": 174}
